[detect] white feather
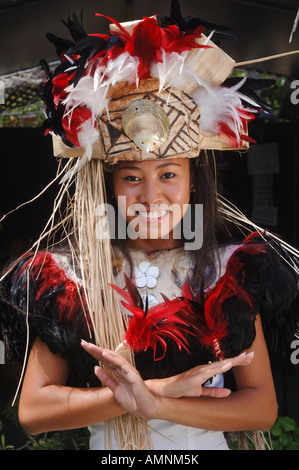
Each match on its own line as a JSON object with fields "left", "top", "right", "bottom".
{"left": 63, "top": 76, "right": 97, "bottom": 114}
{"left": 60, "top": 120, "right": 99, "bottom": 184}
{"left": 151, "top": 48, "right": 216, "bottom": 98}
{"left": 63, "top": 52, "right": 140, "bottom": 127}
{"left": 192, "top": 85, "right": 248, "bottom": 141}
{"left": 150, "top": 50, "right": 182, "bottom": 92}
{"left": 78, "top": 120, "right": 99, "bottom": 161}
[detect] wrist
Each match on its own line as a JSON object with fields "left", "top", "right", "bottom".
{"left": 146, "top": 377, "right": 171, "bottom": 398}
{"left": 144, "top": 379, "right": 169, "bottom": 419}
{"left": 145, "top": 392, "right": 166, "bottom": 420}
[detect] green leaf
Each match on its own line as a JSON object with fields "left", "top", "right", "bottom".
{"left": 279, "top": 416, "right": 297, "bottom": 432}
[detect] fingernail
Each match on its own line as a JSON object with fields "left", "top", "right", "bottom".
{"left": 237, "top": 352, "right": 247, "bottom": 357}
{"left": 246, "top": 351, "right": 254, "bottom": 358}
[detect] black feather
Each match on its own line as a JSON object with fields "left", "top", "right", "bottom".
{"left": 46, "top": 32, "right": 75, "bottom": 60}
{"left": 223, "top": 77, "right": 276, "bottom": 119}
{"left": 222, "top": 233, "right": 299, "bottom": 357}
{"left": 61, "top": 11, "right": 87, "bottom": 42}
{"left": 0, "top": 253, "right": 96, "bottom": 385}
{"left": 161, "top": 0, "right": 235, "bottom": 40}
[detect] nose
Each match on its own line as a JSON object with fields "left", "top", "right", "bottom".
{"left": 137, "top": 177, "right": 164, "bottom": 205}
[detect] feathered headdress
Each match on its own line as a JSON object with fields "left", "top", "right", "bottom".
{"left": 41, "top": 1, "right": 273, "bottom": 172}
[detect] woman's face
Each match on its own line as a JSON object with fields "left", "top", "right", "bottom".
{"left": 112, "top": 158, "right": 193, "bottom": 250}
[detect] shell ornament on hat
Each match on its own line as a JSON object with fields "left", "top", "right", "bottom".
{"left": 40, "top": 1, "right": 274, "bottom": 169}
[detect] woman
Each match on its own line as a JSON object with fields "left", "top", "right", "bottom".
{"left": 15, "top": 155, "right": 277, "bottom": 450}
{"left": 0, "top": 3, "right": 298, "bottom": 450}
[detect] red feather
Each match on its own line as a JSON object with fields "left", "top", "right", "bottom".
{"left": 61, "top": 106, "right": 95, "bottom": 147}
{"left": 52, "top": 73, "right": 71, "bottom": 107}
{"left": 218, "top": 106, "right": 256, "bottom": 147}
{"left": 181, "top": 268, "right": 255, "bottom": 359}
{"left": 111, "top": 275, "right": 191, "bottom": 360}
{"left": 125, "top": 17, "right": 163, "bottom": 79}
{"left": 95, "top": 13, "right": 131, "bottom": 41}
{"left": 160, "top": 24, "right": 208, "bottom": 54}
{"left": 18, "top": 252, "right": 90, "bottom": 326}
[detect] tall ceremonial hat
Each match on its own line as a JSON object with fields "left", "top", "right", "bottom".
{"left": 41, "top": 1, "right": 273, "bottom": 173}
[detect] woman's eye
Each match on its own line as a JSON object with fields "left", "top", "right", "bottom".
{"left": 124, "top": 176, "right": 140, "bottom": 182}
{"left": 161, "top": 172, "right": 175, "bottom": 179}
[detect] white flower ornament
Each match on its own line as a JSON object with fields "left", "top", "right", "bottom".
{"left": 134, "top": 261, "right": 160, "bottom": 288}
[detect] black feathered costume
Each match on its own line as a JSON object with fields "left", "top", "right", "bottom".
{"left": 1, "top": 232, "right": 298, "bottom": 387}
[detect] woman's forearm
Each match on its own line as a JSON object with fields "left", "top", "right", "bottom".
{"left": 18, "top": 338, "right": 126, "bottom": 435}
{"left": 147, "top": 316, "right": 277, "bottom": 432}
{"left": 19, "top": 383, "right": 126, "bottom": 435}
{"left": 149, "top": 387, "right": 277, "bottom": 432}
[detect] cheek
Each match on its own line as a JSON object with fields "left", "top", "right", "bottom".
{"left": 168, "top": 178, "right": 191, "bottom": 206}
{"left": 112, "top": 180, "right": 138, "bottom": 222}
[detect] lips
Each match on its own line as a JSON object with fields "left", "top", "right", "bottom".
{"left": 136, "top": 209, "right": 169, "bottom": 220}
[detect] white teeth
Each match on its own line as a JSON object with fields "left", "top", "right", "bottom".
{"left": 137, "top": 210, "right": 168, "bottom": 219}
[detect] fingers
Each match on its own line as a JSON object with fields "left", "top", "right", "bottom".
{"left": 81, "top": 340, "right": 105, "bottom": 361}
{"left": 193, "top": 352, "right": 254, "bottom": 398}
{"left": 81, "top": 340, "right": 121, "bottom": 368}
{"left": 94, "top": 366, "right": 118, "bottom": 391}
{"left": 81, "top": 340, "right": 135, "bottom": 379}
{"left": 82, "top": 339, "right": 254, "bottom": 390}
{"left": 202, "top": 351, "right": 254, "bottom": 375}
{"left": 201, "top": 387, "right": 232, "bottom": 398}
{"left": 187, "top": 351, "right": 254, "bottom": 387}
{"left": 227, "top": 351, "right": 254, "bottom": 367}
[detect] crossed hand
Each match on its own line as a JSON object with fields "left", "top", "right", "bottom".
{"left": 81, "top": 340, "right": 254, "bottom": 419}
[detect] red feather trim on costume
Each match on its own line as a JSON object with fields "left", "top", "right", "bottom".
{"left": 126, "top": 17, "right": 163, "bottom": 79}
{"left": 17, "top": 252, "right": 90, "bottom": 326}
{"left": 52, "top": 73, "right": 72, "bottom": 107}
{"left": 218, "top": 108, "right": 256, "bottom": 147}
{"left": 180, "top": 270, "right": 255, "bottom": 360}
{"left": 110, "top": 274, "right": 191, "bottom": 360}
{"left": 191, "top": 240, "right": 270, "bottom": 358}
{"left": 179, "top": 280, "right": 227, "bottom": 359}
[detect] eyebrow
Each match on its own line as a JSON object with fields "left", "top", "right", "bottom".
{"left": 116, "top": 162, "right": 182, "bottom": 171}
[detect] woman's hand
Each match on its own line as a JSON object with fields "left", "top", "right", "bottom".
{"left": 81, "top": 341, "right": 158, "bottom": 418}
{"left": 148, "top": 352, "right": 254, "bottom": 399}
{"left": 81, "top": 340, "right": 254, "bottom": 418}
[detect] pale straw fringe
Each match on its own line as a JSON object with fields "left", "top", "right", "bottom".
{"left": 217, "top": 193, "right": 299, "bottom": 274}
{"left": 72, "top": 159, "right": 153, "bottom": 450}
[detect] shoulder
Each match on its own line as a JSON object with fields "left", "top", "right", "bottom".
{"left": 213, "top": 232, "right": 299, "bottom": 356}
{"left": 2, "top": 250, "right": 85, "bottom": 320}
{"left": 0, "top": 250, "right": 94, "bottom": 381}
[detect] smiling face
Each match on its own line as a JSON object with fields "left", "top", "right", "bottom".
{"left": 111, "top": 158, "right": 193, "bottom": 250}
